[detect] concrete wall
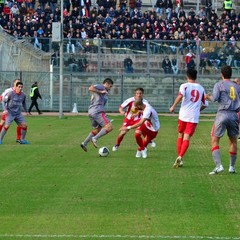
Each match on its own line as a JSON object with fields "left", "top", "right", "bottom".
{"left": 0, "top": 29, "right": 51, "bottom": 72}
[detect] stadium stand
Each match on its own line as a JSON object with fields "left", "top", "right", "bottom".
{"left": 0, "top": 0, "right": 239, "bottom": 75}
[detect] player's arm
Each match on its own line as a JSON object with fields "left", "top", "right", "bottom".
{"left": 205, "top": 93, "right": 213, "bottom": 101}
{"left": 119, "top": 106, "right": 126, "bottom": 115}
{"left": 120, "top": 117, "right": 147, "bottom": 131}
{"left": 89, "top": 85, "right": 107, "bottom": 94}
{"left": 200, "top": 92, "right": 209, "bottom": 111}
{"left": 169, "top": 93, "right": 183, "bottom": 112}
{"left": 3, "top": 91, "right": 11, "bottom": 112}
{"left": 22, "top": 95, "right": 28, "bottom": 114}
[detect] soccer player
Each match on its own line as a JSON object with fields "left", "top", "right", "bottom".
{"left": 206, "top": 66, "right": 240, "bottom": 174}
{"left": 80, "top": 78, "right": 114, "bottom": 152}
{"left": 120, "top": 99, "right": 160, "bottom": 159}
{"left": 0, "top": 81, "right": 29, "bottom": 144}
{"left": 0, "top": 78, "right": 22, "bottom": 143}
{"left": 233, "top": 78, "right": 240, "bottom": 130}
{"left": 112, "top": 87, "right": 156, "bottom": 151}
{"left": 169, "top": 69, "right": 208, "bottom": 168}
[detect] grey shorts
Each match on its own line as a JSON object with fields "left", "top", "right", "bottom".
{"left": 5, "top": 113, "right": 26, "bottom": 126}
{"left": 88, "top": 112, "right": 110, "bottom": 129}
{"left": 213, "top": 111, "right": 239, "bottom": 138}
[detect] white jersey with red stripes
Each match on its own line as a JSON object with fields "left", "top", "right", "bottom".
{"left": 1, "top": 87, "right": 14, "bottom": 100}
{"left": 142, "top": 103, "right": 160, "bottom": 132}
{"left": 120, "top": 97, "right": 148, "bottom": 121}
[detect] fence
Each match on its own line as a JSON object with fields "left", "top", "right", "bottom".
{"left": 0, "top": 71, "right": 223, "bottom": 114}
{"left": 1, "top": 35, "right": 239, "bottom": 114}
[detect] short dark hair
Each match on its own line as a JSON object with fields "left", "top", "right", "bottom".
{"left": 135, "top": 87, "right": 144, "bottom": 93}
{"left": 16, "top": 82, "right": 23, "bottom": 87}
{"left": 186, "top": 69, "right": 197, "bottom": 80}
{"left": 103, "top": 78, "right": 113, "bottom": 85}
{"left": 221, "top": 65, "right": 232, "bottom": 79}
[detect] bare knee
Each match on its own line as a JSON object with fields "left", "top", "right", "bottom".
{"left": 105, "top": 123, "right": 113, "bottom": 132}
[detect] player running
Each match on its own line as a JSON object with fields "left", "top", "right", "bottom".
{"left": 170, "top": 69, "right": 208, "bottom": 168}
{"left": 80, "top": 78, "right": 114, "bottom": 152}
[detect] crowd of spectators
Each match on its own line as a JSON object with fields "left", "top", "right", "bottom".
{"left": 0, "top": 0, "right": 240, "bottom": 70}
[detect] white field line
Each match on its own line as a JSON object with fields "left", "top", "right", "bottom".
{"left": 0, "top": 235, "right": 240, "bottom": 239}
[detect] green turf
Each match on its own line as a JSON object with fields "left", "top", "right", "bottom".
{"left": 0, "top": 115, "right": 240, "bottom": 240}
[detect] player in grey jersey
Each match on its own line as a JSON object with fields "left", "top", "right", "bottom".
{"left": 206, "top": 66, "right": 240, "bottom": 174}
{"left": 0, "top": 82, "right": 29, "bottom": 144}
{"left": 81, "top": 78, "right": 113, "bottom": 152}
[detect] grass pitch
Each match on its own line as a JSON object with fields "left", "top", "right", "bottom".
{"left": 0, "top": 115, "right": 240, "bottom": 240}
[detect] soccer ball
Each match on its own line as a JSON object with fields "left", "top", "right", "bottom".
{"left": 98, "top": 147, "right": 110, "bottom": 157}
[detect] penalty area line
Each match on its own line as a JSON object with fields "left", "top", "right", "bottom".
{"left": 0, "top": 235, "right": 239, "bottom": 239}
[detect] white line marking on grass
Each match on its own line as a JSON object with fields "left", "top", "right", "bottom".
{"left": 0, "top": 235, "right": 240, "bottom": 239}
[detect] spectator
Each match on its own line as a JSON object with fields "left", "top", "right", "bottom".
{"left": 68, "top": 54, "right": 78, "bottom": 72}
{"left": 78, "top": 57, "right": 89, "bottom": 72}
{"left": 205, "top": 0, "right": 212, "bottom": 19}
{"left": 28, "top": 82, "right": 42, "bottom": 115}
{"left": 48, "top": 0, "right": 57, "bottom": 13}
{"left": 76, "top": 36, "right": 85, "bottom": 52}
{"left": 200, "top": 57, "right": 213, "bottom": 74}
{"left": 162, "top": 56, "right": 172, "bottom": 74}
{"left": 10, "top": 3, "right": 19, "bottom": 17}
{"left": 3, "top": 4, "right": 11, "bottom": 18}
{"left": 129, "top": 0, "right": 136, "bottom": 14}
{"left": 219, "top": 51, "right": 227, "bottom": 67}
{"left": 124, "top": 56, "right": 134, "bottom": 73}
{"left": 19, "top": 3, "right": 27, "bottom": 15}
{"left": 171, "top": 57, "right": 179, "bottom": 74}
{"left": 165, "top": 0, "right": 173, "bottom": 21}
{"left": 175, "top": 0, "right": 182, "bottom": 14}
{"left": 119, "top": 0, "right": 127, "bottom": 13}
{"left": 185, "top": 49, "right": 196, "bottom": 70}
{"left": 223, "top": 0, "right": 232, "bottom": 15}
{"left": 66, "top": 32, "right": 75, "bottom": 54}
{"left": 32, "top": 30, "right": 42, "bottom": 49}
{"left": 233, "top": 49, "right": 240, "bottom": 68}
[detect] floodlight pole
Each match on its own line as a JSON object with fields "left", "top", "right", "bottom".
{"left": 59, "top": 0, "right": 64, "bottom": 118}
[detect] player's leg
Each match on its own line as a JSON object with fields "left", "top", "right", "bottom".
{"left": 173, "top": 120, "right": 185, "bottom": 168}
{"left": 112, "top": 129, "right": 128, "bottom": 151}
{"left": 209, "top": 113, "right": 226, "bottom": 174}
{"left": 135, "top": 125, "right": 151, "bottom": 158}
{"left": 0, "top": 112, "right": 6, "bottom": 132}
{"left": 228, "top": 136, "right": 237, "bottom": 173}
{"left": 91, "top": 113, "right": 113, "bottom": 147}
{"left": 16, "top": 125, "right": 22, "bottom": 143}
{"left": 81, "top": 116, "right": 99, "bottom": 151}
{"left": 15, "top": 113, "right": 29, "bottom": 144}
{"left": 0, "top": 114, "right": 14, "bottom": 144}
{"left": 113, "top": 118, "right": 137, "bottom": 151}
{"left": 18, "top": 122, "right": 29, "bottom": 144}
{"left": 142, "top": 130, "right": 158, "bottom": 159}
{"left": 134, "top": 129, "right": 144, "bottom": 158}
{"left": 227, "top": 115, "right": 239, "bottom": 173}
{"left": 17, "top": 114, "right": 29, "bottom": 144}
{"left": 174, "top": 122, "right": 197, "bottom": 168}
